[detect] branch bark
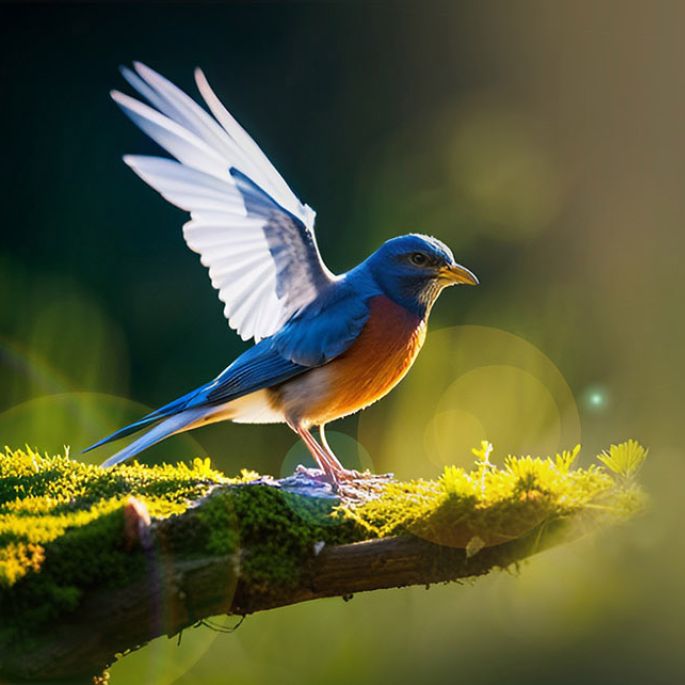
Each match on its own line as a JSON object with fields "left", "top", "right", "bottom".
{"left": 1, "top": 511, "right": 574, "bottom": 683}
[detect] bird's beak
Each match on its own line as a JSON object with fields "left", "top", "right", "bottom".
{"left": 438, "top": 263, "right": 479, "bottom": 286}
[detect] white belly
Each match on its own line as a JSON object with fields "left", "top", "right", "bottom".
{"left": 230, "top": 389, "right": 285, "bottom": 424}
{"left": 188, "top": 389, "right": 286, "bottom": 427}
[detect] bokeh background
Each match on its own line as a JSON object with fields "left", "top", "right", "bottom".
{"left": 1, "top": 2, "right": 684, "bottom": 684}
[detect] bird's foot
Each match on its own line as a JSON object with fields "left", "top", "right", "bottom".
{"left": 330, "top": 468, "right": 394, "bottom": 501}
{"left": 332, "top": 468, "right": 366, "bottom": 482}
{"left": 293, "top": 464, "right": 393, "bottom": 500}
{"left": 294, "top": 464, "right": 332, "bottom": 483}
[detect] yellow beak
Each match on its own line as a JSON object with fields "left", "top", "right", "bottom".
{"left": 438, "top": 263, "right": 479, "bottom": 286}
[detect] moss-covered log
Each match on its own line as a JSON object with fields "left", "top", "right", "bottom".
{"left": 0, "top": 441, "right": 647, "bottom": 683}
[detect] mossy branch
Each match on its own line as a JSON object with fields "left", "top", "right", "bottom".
{"left": 0, "top": 442, "right": 647, "bottom": 683}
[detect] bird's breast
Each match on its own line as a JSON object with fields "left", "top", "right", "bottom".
{"left": 274, "top": 295, "right": 426, "bottom": 426}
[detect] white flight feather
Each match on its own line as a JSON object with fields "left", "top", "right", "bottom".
{"left": 114, "top": 63, "right": 332, "bottom": 342}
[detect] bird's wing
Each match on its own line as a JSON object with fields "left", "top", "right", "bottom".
{"left": 111, "top": 62, "right": 334, "bottom": 342}
{"left": 204, "top": 282, "right": 373, "bottom": 403}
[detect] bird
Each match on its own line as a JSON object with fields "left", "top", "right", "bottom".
{"left": 85, "top": 63, "right": 479, "bottom": 485}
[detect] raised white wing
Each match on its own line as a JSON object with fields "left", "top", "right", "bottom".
{"left": 112, "top": 62, "right": 334, "bottom": 341}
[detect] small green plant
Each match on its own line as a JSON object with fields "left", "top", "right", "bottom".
{"left": 597, "top": 439, "right": 648, "bottom": 479}
{"left": 340, "top": 441, "right": 644, "bottom": 549}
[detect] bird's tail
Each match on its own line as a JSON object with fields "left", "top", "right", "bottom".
{"left": 99, "top": 407, "right": 208, "bottom": 468}
{"left": 83, "top": 412, "right": 167, "bottom": 454}
{"left": 83, "top": 384, "right": 208, "bottom": 455}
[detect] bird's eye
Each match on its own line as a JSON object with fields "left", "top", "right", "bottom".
{"left": 410, "top": 252, "right": 428, "bottom": 266}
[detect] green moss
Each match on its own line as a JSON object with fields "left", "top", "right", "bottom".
{"left": 340, "top": 442, "right": 646, "bottom": 548}
{"left": 0, "top": 441, "right": 646, "bottom": 653}
{"left": 223, "top": 485, "right": 359, "bottom": 590}
{"left": 0, "top": 448, "right": 226, "bottom": 584}
{"left": 0, "top": 447, "right": 228, "bottom": 649}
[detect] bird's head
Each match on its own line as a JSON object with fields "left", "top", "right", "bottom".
{"left": 365, "top": 234, "right": 478, "bottom": 317}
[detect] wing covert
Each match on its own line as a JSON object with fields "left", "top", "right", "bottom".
{"left": 112, "top": 62, "right": 333, "bottom": 341}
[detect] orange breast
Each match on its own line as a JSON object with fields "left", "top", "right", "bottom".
{"left": 301, "top": 295, "right": 426, "bottom": 425}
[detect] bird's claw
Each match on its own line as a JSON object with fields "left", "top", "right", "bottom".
{"left": 332, "top": 468, "right": 365, "bottom": 482}
{"left": 294, "top": 464, "right": 394, "bottom": 500}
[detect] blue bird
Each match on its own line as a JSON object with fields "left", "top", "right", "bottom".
{"left": 86, "top": 63, "right": 479, "bottom": 484}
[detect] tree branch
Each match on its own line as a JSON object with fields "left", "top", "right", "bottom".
{"left": 2, "top": 515, "right": 572, "bottom": 683}
{"left": 0, "top": 443, "right": 646, "bottom": 683}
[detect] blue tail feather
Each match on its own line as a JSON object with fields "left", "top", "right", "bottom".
{"left": 83, "top": 413, "right": 162, "bottom": 453}
{"left": 82, "top": 385, "right": 206, "bottom": 453}
{"left": 99, "top": 408, "right": 207, "bottom": 468}
{"left": 87, "top": 338, "right": 309, "bottom": 467}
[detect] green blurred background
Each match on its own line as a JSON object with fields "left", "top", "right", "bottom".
{"left": 1, "top": 2, "right": 683, "bottom": 684}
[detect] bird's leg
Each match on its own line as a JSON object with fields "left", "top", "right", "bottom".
{"left": 288, "top": 420, "right": 340, "bottom": 486}
{"left": 318, "top": 425, "right": 364, "bottom": 481}
{"left": 318, "top": 424, "right": 344, "bottom": 470}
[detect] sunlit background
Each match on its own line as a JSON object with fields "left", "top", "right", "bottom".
{"left": 1, "top": 2, "right": 684, "bottom": 684}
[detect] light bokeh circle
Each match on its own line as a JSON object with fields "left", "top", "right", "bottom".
{"left": 446, "top": 100, "right": 562, "bottom": 242}
{"left": 358, "top": 325, "right": 581, "bottom": 479}
{"left": 280, "top": 429, "right": 375, "bottom": 478}
{"left": 279, "top": 430, "right": 375, "bottom": 525}
{"left": 0, "top": 390, "right": 237, "bottom": 684}
{"left": 0, "top": 391, "right": 208, "bottom": 466}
